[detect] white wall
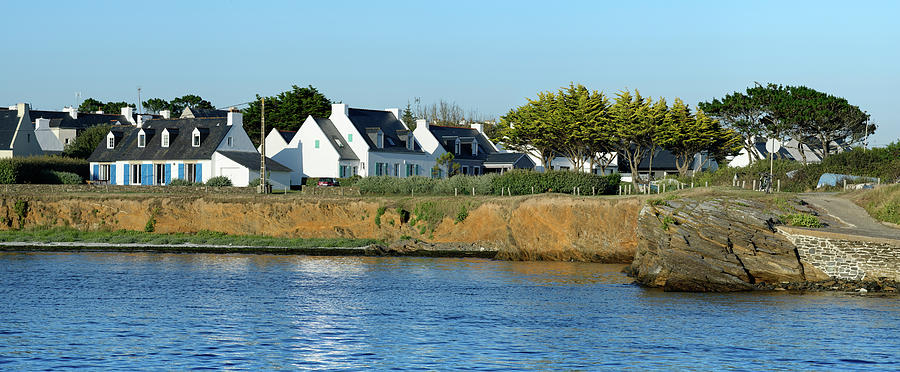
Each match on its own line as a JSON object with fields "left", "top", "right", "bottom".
{"left": 296, "top": 116, "right": 341, "bottom": 179}
{"left": 329, "top": 104, "right": 371, "bottom": 175}
{"left": 212, "top": 152, "right": 251, "bottom": 186}
{"left": 367, "top": 152, "right": 431, "bottom": 177}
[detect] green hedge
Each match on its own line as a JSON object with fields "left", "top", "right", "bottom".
{"left": 492, "top": 170, "right": 620, "bottom": 195}
{"left": 356, "top": 171, "right": 620, "bottom": 195}
{"left": 0, "top": 156, "right": 89, "bottom": 184}
{"left": 205, "top": 176, "right": 233, "bottom": 187}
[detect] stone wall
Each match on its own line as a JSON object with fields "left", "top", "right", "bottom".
{"left": 780, "top": 227, "right": 900, "bottom": 281}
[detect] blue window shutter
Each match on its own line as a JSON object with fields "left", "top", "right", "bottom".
{"left": 165, "top": 164, "right": 171, "bottom": 184}
{"left": 415, "top": 164, "right": 420, "bottom": 175}
{"left": 92, "top": 164, "right": 99, "bottom": 181}
{"left": 110, "top": 165, "right": 116, "bottom": 185}
{"left": 178, "top": 163, "right": 185, "bottom": 179}
{"left": 123, "top": 165, "right": 130, "bottom": 185}
{"left": 141, "top": 165, "right": 147, "bottom": 185}
{"left": 196, "top": 163, "right": 203, "bottom": 183}
{"left": 144, "top": 164, "right": 151, "bottom": 185}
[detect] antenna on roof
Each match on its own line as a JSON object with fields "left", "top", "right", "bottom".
{"left": 74, "top": 92, "right": 82, "bottom": 109}
{"left": 137, "top": 87, "right": 142, "bottom": 114}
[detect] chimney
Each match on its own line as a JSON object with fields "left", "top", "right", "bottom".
{"left": 416, "top": 119, "right": 428, "bottom": 130}
{"left": 63, "top": 106, "right": 78, "bottom": 119}
{"left": 121, "top": 106, "right": 134, "bottom": 119}
{"left": 35, "top": 118, "right": 50, "bottom": 130}
{"left": 471, "top": 123, "right": 484, "bottom": 133}
{"left": 386, "top": 108, "right": 400, "bottom": 119}
{"left": 331, "top": 103, "right": 348, "bottom": 117}
{"left": 227, "top": 110, "right": 243, "bottom": 127}
{"left": 15, "top": 103, "right": 29, "bottom": 118}
{"left": 159, "top": 110, "right": 171, "bottom": 119}
{"left": 137, "top": 114, "right": 154, "bottom": 127}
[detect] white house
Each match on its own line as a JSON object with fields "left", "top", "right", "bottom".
{"left": 88, "top": 110, "right": 291, "bottom": 188}
{"left": 728, "top": 137, "right": 843, "bottom": 167}
{"left": 0, "top": 103, "right": 44, "bottom": 158}
{"left": 291, "top": 104, "right": 432, "bottom": 178}
{"left": 414, "top": 120, "right": 533, "bottom": 177}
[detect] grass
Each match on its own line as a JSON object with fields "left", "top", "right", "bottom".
{"left": 779, "top": 213, "right": 823, "bottom": 228}
{"left": 848, "top": 184, "right": 900, "bottom": 225}
{"left": 0, "top": 227, "right": 382, "bottom": 248}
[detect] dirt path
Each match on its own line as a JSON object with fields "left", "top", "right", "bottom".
{"left": 800, "top": 193, "right": 900, "bottom": 240}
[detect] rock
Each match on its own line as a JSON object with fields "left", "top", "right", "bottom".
{"left": 629, "top": 197, "right": 821, "bottom": 292}
{"left": 858, "top": 288, "right": 868, "bottom": 293}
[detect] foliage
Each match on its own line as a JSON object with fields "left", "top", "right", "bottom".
{"left": 402, "top": 101, "right": 417, "bottom": 130}
{"left": 337, "top": 175, "right": 362, "bottom": 187}
{"left": 36, "top": 170, "right": 83, "bottom": 185}
{"left": 205, "top": 176, "right": 233, "bottom": 187}
{"left": 62, "top": 124, "right": 112, "bottom": 159}
{"left": 434, "top": 152, "right": 460, "bottom": 178}
{"left": 374, "top": 206, "right": 386, "bottom": 227}
{"left": 0, "top": 156, "right": 88, "bottom": 184}
{"left": 305, "top": 177, "right": 319, "bottom": 187}
{"left": 851, "top": 184, "right": 900, "bottom": 225}
{"left": 78, "top": 98, "right": 134, "bottom": 114}
{"left": 169, "top": 179, "right": 199, "bottom": 186}
{"left": 455, "top": 205, "right": 469, "bottom": 224}
{"left": 13, "top": 200, "right": 28, "bottom": 221}
{"left": 779, "top": 213, "right": 823, "bottom": 228}
{"left": 141, "top": 94, "right": 215, "bottom": 115}
{"left": 243, "top": 85, "right": 333, "bottom": 145}
{"left": 248, "top": 178, "right": 272, "bottom": 187}
{"left": 491, "top": 170, "right": 620, "bottom": 195}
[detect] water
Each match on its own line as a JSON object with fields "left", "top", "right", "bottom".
{"left": 1, "top": 252, "right": 899, "bottom": 370}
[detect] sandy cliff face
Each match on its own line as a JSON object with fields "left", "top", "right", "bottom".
{"left": 0, "top": 194, "right": 641, "bottom": 263}
{"left": 628, "top": 197, "right": 829, "bottom": 292}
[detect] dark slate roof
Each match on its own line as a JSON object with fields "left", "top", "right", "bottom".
{"left": 278, "top": 130, "right": 296, "bottom": 143}
{"left": 484, "top": 152, "right": 529, "bottom": 165}
{"left": 315, "top": 118, "right": 358, "bottom": 160}
{"left": 346, "top": 108, "right": 424, "bottom": 154}
{"left": 87, "top": 118, "right": 231, "bottom": 162}
{"left": 29, "top": 110, "right": 131, "bottom": 129}
{"left": 427, "top": 125, "right": 496, "bottom": 161}
{"left": 182, "top": 107, "right": 227, "bottom": 118}
{"left": 0, "top": 110, "right": 21, "bottom": 149}
{"left": 617, "top": 150, "right": 682, "bottom": 172}
{"left": 217, "top": 150, "right": 292, "bottom": 172}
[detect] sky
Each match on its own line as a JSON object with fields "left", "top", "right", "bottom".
{"left": 1, "top": 0, "right": 897, "bottom": 146}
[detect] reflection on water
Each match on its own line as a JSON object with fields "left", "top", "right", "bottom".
{"left": 1, "top": 252, "right": 899, "bottom": 370}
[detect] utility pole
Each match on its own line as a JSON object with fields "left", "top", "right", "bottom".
{"left": 137, "top": 87, "right": 142, "bottom": 114}
{"left": 259, "top": 98, "right": 268, "bottom": 194}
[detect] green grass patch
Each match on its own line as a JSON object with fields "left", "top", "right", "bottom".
{"left": 0, "top": 227, "right": 382, "bottom": 248}
{"left": 779, "top": 213, "right": 823, "bottom": 228}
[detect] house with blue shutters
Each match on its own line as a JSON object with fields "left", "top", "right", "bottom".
{"left": 87, "top": 110, "right": 291, "bottom": 187}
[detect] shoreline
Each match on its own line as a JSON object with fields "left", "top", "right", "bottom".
{"left": 0, "top": 241, "right": 500, "bottom": 259}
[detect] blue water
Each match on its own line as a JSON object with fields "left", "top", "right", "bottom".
{"left": 1, "top": 252, "right": 899, "bottom": 370}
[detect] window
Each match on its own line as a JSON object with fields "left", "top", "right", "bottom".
{"left": 474, "top": 166, "right": 481, "bottom": 175}
{"left": 138, "top": 133, "right": 146, "bottom": 147}
{"left": 186, "top": 164, "right": 197, "bottom": 182}
{"left": 155, "top": 164, "right": 166, "bottom": 185}
{"left": 472, "top": 142, "right": 478, "bottom": 156}
{"left": 394, "top": 163, "right": 399, "bottom": 177}
{"left": 348, "top": 133, "right": 353, "bottom": 142}
{"left": 406, "top": 164, "right": 414, "bottom": 177}
{"left": 192, "top": 133, "right": 200, "bottom": 147}
{"left": 98, "top": 164, "right": 111, "bottom": 181}
{"left": 315, "top": 139, "right": 320, "bottom": 149}
{"left": 352, "top": 166, "right": 358, "bottom": 175}
{"left": 65, "top": 138, "right": 70, "bottom": 145}
{"left": 339, "top": 165, "right": 348, "bottom": 178}
{"left": 162, "top": 133, "right": 169, "bottom": 147}
{"left": 462, "top": 166, "right": 469, "bottom": 175}
{"left": 26, "top": 134, "right": 31, "bottom": 143}
{"left": 227, "top": 136, "right": 233, "bottom": 146}
{"left": 455, "top": 139, "right": 461, "bottom": 154}
{"left": 107, "top": 137, "right": 115, "bottom": 149}
{"left": 131, "top": 164, "right": 141, "bottom": 184}
{"left": 377, "top": 133, "right": 384, "bottom": 148}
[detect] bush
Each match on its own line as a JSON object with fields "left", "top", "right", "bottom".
{"left": 205, "top": 176, "right": 233, "bottom": 187}
{"left": 53, "top": 171, "right": 83, "bottom": 185}
{"left": 780, "top": 213, "right": 823, "bottom": 228}
{"left": 338, "top": 175, "right": 362, "bottom": 187}
{"left": 491, "top": 170, "right": 620, "bottom": 195}
{"left": 248, "top": 178, "right": 271, "bottom": 187}
{"left": 0, "top": 156, "right": 89, "bottom": 184}
{"left": 305, "top": 177, "right": 319, "bottom": 187}
{"left": 169, "top": 179, "right": 199, "bottom": 186}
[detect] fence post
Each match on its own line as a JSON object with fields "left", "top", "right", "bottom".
{"left": 531, "top": 186, "right": 534, "bottom": 194}
{"left": 705, "top": 181, "right": 708, "bottom": 188}
{"left": 508, "top": 187, "right": 511, "bottom": 195}
{"left": 742, "top": 180, "right": 746, "bottom": 189}
{"left": 501, "top": 187, "right": 504, "bottom": 196}
{"left": 752, "top": 179, "right": 756, "bottom": 191}
{"left": 471, "top": 187, "right": 475, "bottom": 196}
{"left": 455, "top": 188, "right": 458, "bottom": 197}
{"left": 777, "top": 179, "right": 781, "bottom": 193}
{"left": 843, "top": 179, "right": 847, "bottom": 190}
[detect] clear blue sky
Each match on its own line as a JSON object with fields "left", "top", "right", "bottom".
{"left": 2, "top": 0, "right": 897, "bottom": 146}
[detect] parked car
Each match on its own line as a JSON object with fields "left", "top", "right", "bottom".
{"left": 317, "top": 178, "right": 339, "bottom": 187}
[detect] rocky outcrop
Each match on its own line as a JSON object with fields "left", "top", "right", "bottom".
{"left": 628, "top": 197, "right": 830, "bottom": 292}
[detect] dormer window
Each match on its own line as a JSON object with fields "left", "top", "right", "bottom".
{"left": 377, "top": 132, "right": 384, "bottom": 148}
{"left": 138, "top": 131, "right": 146, "bottom": 148}
{"left": 455, "top": 139, "right": 461, "bottom": 154}
{"left": 162, "top": 132, "right": 169, "bottom": 147}
{"left": 472, "top": 141, "right": 478, "bottom": 156}
{"left": 192, "top": 128, "right": 201, "bottom": 147}
{"left": 107, "top": 136, "right": 115, "bottom": 149}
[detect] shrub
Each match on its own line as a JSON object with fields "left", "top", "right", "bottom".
{"left": 0, "top": 156, "right": 89, "bottom": 184}
{"left": 205, "top": 176, "right": 233, "bottom": 187}
{"left": 338, "top": 175, "right": 362, "bottom": 187}
{"left": 169, "top": 179, "right": 199, "bottom": 186}
{"left": 305, "top": 177, "right": 319, "bottom": 187}
{"left": 434, "top": 174, "right": 495, "bottom": 195}
{"left": 54, "top": 171, "right": 83, "bottom": 185}
{"left": 491, "top": 170, "right": 620, "bottom": 195}
{"left": 780, "top": 213, "right": 823, "bottom": 228}
{"left": 248, "top": 178, "right": 271, "bottom": 187}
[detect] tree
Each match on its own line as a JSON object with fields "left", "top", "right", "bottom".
{"left": 142, "top": 98, "right": 170, "bottom": 114}
{"left": 658, "top": 99, "right": 741, "bottom": 176}
{"left": 101, "top": 101, "right": 133, "bottom": 114}
{"left": 242, "top": 85, "right": 333, "bottom": 145}
{"left": 433, "top": 152, "right": 460, "bottom": 178}
{"left": 62, "top": 124, "right": 112, "bottom": 159}
{"left": 170, "top": 94, "right": 214, "bottom": 113}
{"left": 401, "top": 101, "right": 417, "bottom": 130}
{"left": 78, "top": 98, "right": 106, "bottom": 113}
{"left": 609, "top": 90, "right": 655, "bottom": 190}
{"left": 498, "top": 95, "right": 560, "bottom": 169}
{"left": 699, "top": 91, "right": 767, "bottom": 165}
